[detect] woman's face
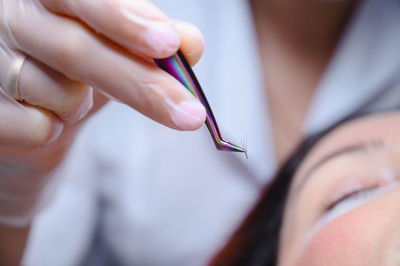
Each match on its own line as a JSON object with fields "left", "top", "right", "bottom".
{"left": 279, "top": 112, "right": 400, "bottom": 266}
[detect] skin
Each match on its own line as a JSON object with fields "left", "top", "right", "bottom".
{"left": 279, "top": 111, "right": 400, "bottom": 266}
{"left": 0, "top": 1, "right": 205, "bottom": 263}
{"left": 0, "top": 224, "right": 30, "bottom": 266}
{"left": 251, "top": 0, "right": 359, "bottom": 162}
{"left": 0, "top": 0, "right": 358, "bottom": 264}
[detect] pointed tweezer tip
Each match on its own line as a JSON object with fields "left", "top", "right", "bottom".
{"left": 242, "top": 149, "right": 249, "bottom": 159}
{"left": 219, "top": 140, "right": 248, "bottom": 159}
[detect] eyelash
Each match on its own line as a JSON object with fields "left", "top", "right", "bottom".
{"left": 320, "top": 182, "right": 398, "bottom": 227}
{"left": 326, "top": 185, "right": 379, "bottom": 212}
{"left": 304, "top": 185, "right": 386, "bottom": 244}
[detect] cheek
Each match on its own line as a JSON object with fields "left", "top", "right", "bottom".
{"left": 295, "top": 208, "right": 381, "bottom": 266}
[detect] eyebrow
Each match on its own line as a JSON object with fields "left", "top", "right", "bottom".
{"left": 294, "top": 140, "right": 385, "bottom": 193}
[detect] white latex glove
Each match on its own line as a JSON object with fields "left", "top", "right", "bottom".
{"left": 0, "top": 0, "right": 205, "bottom": 226}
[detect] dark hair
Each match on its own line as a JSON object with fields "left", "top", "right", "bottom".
{"left": 209, "top": 131, "right": 326, "bottom": 266}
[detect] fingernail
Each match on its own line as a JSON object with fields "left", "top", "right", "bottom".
{"left": 43, "top": 121, "right": 64, "bottom": 147}
{"left": 175, "top": 20, "right": 205, "bottom": 58}
{"left": 145, "top": 22, "right": 180, "bottom": 55}
{"left": 120, "top": 8, "right": 180, "bottom": 55}
{"left": 64, "top": 87, "right": 94, "bottom": 125}
{"left": 170, "top": 100, "right": 206, "bottom": 131}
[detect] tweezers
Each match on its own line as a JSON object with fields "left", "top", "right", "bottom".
{"left": 154, "top": 50, "right": 247, "bottom": 157}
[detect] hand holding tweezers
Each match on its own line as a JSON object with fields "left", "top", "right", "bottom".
{"left": 154, "top": 50, "right": 247, "bottom": 156}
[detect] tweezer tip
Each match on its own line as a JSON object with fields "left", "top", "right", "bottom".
{"left": 219, "top": 140, "right": 248, "bottom": 159}
{"left": 241, "top": 149, "right": 249, "bottom": 159}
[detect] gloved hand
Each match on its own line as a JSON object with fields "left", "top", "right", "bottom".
{"left": 0, "top": 0, "right": 206, "bottom": 226}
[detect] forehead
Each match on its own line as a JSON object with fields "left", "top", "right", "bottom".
{"left": 294, "top": 111, "right": 400, "bottom": 187}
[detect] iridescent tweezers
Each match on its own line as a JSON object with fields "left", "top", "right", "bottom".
{"left": 154, "top": 50, "right": 247, "bottom": 157}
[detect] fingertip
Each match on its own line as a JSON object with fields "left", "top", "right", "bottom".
{"left": 61, "top": 86, "right": 94, "bottom": 125}
{"left": 25, "top": 106, "right": 64, "bottom": 148}
{"left": 174, "top": 21, "right": 205, "bottom": 66}
{"left": 138, "top": 69, "right": 206, "bottom": 131}
{"left": 170, "top": 99, "right": 206, "bottom": 131}
{"left": 143, "top": 20, "right": 181, "bottom": 58}
{"left": 43, "top": 118, "right": 64, "bottom": 146}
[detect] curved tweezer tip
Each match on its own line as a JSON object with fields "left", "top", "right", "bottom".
{"left": 218, "top": 140, "right": 248, "bottom": 159}
{"left": 154, "top": 50, "right": 247, "bottom": 158}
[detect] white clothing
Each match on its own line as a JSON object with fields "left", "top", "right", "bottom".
{"left": 22, "top": 0, "right": 400, "bottom": 265}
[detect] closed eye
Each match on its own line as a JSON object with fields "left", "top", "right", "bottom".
{"left": 304, "top": 182, "right": 399, "bottom": 244}
{"left": 326, "top": 185, "right": 379, "bottom": 212}
{"left": 322, "top": 183, "right": 398, "bottom": 226}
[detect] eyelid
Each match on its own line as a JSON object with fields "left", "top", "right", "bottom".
{"left": 325, "top": 184, "right": 379, "bottom": 211}
{"left": 322, "top": 167, "right": 398, "bottom": 212}
{"left": 321, "top": 182, "right": 397, "bottom": 229}
{"left": 325, "top": 184, "right": 390, "bottom": 215}
{"left": 301, "top": 167, "right": 400, "bottom": 248}
{"left": 303, "top": 181, "right": 399, "bottom": 247}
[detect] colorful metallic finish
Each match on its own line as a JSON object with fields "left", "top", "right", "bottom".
{"left": 154, "top": 50, "right": 247, "bottom": 156}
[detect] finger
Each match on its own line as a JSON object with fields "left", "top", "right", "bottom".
{"left": 8, "top": 4, "right": 206, "bottom": 131}
{"left": 126, "top": 20, "right": 205, "bottom": 65}
{"left": 0, "top": 101, "right": 63, "bottom": 148}
{"left": 175, "top": 21, "right": 204, "bottom": 66}
{"left": 40, "top": 0, "right": 180, "bottom": 59}
{"left": 0, "top": 43, "right": 93, "bottom": 125}
{"left": 18, "top": 57, "right": 93, "bottom": 125}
